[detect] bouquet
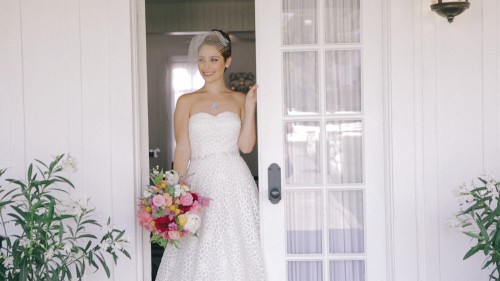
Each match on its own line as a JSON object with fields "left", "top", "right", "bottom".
{"left": 137, "top": 167, "right": 209, "bottom": 248}
{"left": 450, "top": 176, "right": 500, "bottom": 280}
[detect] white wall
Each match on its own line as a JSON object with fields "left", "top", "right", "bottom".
{"left": 0, "top": 0, "right": 147, "bottom": 280}
{"left": 389, "top": 0, "right": 500, "bottom": 280}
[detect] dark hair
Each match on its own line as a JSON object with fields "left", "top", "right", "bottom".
{"left": 209, "top": 29, "right": 231, "bottom": 61}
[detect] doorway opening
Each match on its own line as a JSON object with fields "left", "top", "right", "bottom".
{"left": 144, "top": 1, "right": 257, "bottom": 279}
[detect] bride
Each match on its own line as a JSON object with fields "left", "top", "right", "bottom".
{"left": 155, "top": 29, "right": 267, "bottom": 281}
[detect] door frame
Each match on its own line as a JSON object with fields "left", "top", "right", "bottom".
{"left": 130, "top": 0, "right": 395, "bottom": 280}
{"left": 131, "top": 0, "right": 151, "bottom": 280}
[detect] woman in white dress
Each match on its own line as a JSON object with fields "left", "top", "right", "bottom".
{"left": 155, "top": 30, "right": 267, "bottom": 281}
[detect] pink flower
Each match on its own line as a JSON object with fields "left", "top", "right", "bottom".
{"left": 199, "top": 196, "right": 211, "bottom": 207}
{"left": 168, "top": 222, "right": 178, "bottom": 231}
{"left": 180, "top": 193, "right": 193, "bottom": 206}
{"left": 137, "top": 209, "right": 153, "bottom": 231}
{"left": 189, "top": 201, "right": 203, "bottom": 215}
{"left": 152, "top": 194, "right": 166, "bottom": 207}
{"left": 163, "top": 194, "right": 173, "bottom": 207}
{"left": 168, "top": 230, "right": 181, "bottom": 240}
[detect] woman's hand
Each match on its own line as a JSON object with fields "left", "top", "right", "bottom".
{"left": 245, "top": 84, "right": 258, "bottom": 114}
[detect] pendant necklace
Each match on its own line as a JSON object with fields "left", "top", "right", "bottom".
{"left": 210, "top": 100, "right": 219, "bottom": 111}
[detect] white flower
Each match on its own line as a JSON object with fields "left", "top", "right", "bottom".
{"left": 2, "top": 255, "right": 13, "bottom": 268}
{"left": 173, "top": 184, "right": 182, "bottom": 197}
{"left": 61, "top": 155, "right": 79, "bottom": 173}
{"left": 124, "top": 235, "right": 131, "bottom": 243}
{"left": 44, "top": 248, "right": 54, "bottom": 261}
{"left": 184, "top": 212, "right": 201, "bottom": 233}
{"left": 143, "top": 188, "right": 153, "bottom": 198}
{"left": 102, "top": 224, "right": 113, "bottom": 234}
{"left": 164, "top": 170, "right": 180, "bottom": 186}
{"left": 100, "top": 239, "right": 112, "bottom": 250}
{"left": 112, "top": 242, "right": 123, "bottom": 251}
{"left": 19, "top": 237, "right": 30, "bottom": 247}
{"left": 447, "top": 217, "right": 464, "bottom": 229}
{"left": 62, "top": 196, "right": 91, "bottom": 216}
{"left": 63, "top": 243, "right": 73, "bottom": 253}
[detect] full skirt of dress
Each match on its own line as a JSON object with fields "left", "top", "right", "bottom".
{"left": 155, "top": 112, "right": 266, "bottom": 281}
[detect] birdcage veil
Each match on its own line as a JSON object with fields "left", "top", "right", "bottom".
{"left": 187, "top": 31, "right": 231, "bottom": 63}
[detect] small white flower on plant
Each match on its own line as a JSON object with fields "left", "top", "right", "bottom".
{"left": 164, "top": 170, "right": 180, "bottom": 186}
{"left": 19, "top": 237, "right": 30, "bottom": 247}
{"left": 61, "top": 154, "right": 79, "bottom": 173}
{"left": 63, "top": 243, "right": 73, "bottom": 253}
{"left": 2, "top": 255, "right": 13, "bottom": 268}
{"left": 183, "top": 212, "right": 202, "bottom": 233}
{"left": 44, "top": 248, "right": 55, "bottom": 261}
{"left": 102, "top": 224, "right": 113, "bottom": 234}
{"left": 100, "top": 239, "right": 112, "bottom": 250}
{"left": 112, "top": 242, "right": 124, "bottom": 251}
{"left": 447, "top": 217, "right": 464, "bottom": 230}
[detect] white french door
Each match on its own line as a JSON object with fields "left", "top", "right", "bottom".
{"left": 256, "top": 0, "right": 387, "bottom": 280}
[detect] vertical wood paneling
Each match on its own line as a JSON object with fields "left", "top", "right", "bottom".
{"left": 107, "top": 0, "right": 138, "bottom": 279}
{"left": 421, "top": 1, "right": 440, "bottom": 280}
{"left": 435, "top": 1, "right": 486, "bottom": 279}
{"left": 412, "top": 0, "right": 426, "bottom": 280}
{"left": 498, "top": 1, "right": 500, "bottom": 177}
{"left": 483, "top": 0, "right": 499, "bottom": 176}
{"left": 0, "top": 1, "right": 25, "bottom": 178}
{"left": 21, "top": 1, "right": 69, "bottom": 161}
{"left": 389, "top": 0, "right": 419, "bottom": 279}
{"left": 391, "top": 0, "right": 497, "bottom": 280}
{"left": 65, "top": 0, "right": 84, "bottom": 191}
{"left": 80, "top": 1, "right": 112, "bottom": 280}
{"left": 1, "top": 1, "right": 142, "bottom": 280}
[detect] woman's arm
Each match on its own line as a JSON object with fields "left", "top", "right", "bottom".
{"left": 238, "top": 85, "right": 258, "bottom": 154}
{"left": 173, "top": 95, "right": 191, "bottom": 177}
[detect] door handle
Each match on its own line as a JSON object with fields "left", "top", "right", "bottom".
{"left": 268, "top": 163, "right": 281, "bottom": 204}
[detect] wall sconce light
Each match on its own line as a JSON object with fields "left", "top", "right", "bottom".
{"left": 431, "top": 0, "right": 470, "bottom": 23}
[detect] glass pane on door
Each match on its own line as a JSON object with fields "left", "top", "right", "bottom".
{"left": 324, "top": 0, "right": 361, "bottom": 43}
{"left": 286, "top": 190, "right": 323, "bottom": 254}
{"left": 284, "top": 51, "right": 319, "bottom": 115}
{"left": 325, "top": 50, "right": 362, "bottom": 114}
{"left": 288, "top": 261, "right": 323, "bottom": 281}
{"left": 326, "top": 120, "right": 363, "bottom": 184}
{"left": 329, "top": 260, "right": 365, "bottom": 281}
{"left": 284, "top": 121, "right": 322, "bottom": 185}
{"left": 282, "top": 0, "right": 318, "bottom": 45}
{"left": 328, "top": 190, "right": 364, "bottom": 254}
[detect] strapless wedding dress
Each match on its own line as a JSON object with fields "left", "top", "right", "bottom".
{"left": 155, "top": 111, "right": 266, "bottom": 281}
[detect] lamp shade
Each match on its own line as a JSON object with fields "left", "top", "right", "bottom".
{"left": 431, "top": 0, "right": 470, "bottom": 23}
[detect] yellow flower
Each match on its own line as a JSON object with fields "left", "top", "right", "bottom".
{"left": 178, "top": 214, "right": 188, "bottom": 226}
{"left": 175, "top": 209, "right": 181, "bottom": 215}
{"left": 145, "top": 206, "right": 152, "bottom": 213}
{"left": 169, "top": 205, "right": 176, "bottom": 211}
{"left": 150, "top": 221, "right": 156, "bottom": 227}
{"left": 160, "top": 182, "right": 167, "bottom": 189}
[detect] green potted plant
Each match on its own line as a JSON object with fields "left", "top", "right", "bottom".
{"left": 451, "top": 176, "right": 500, "bottom": 280}
{"left": 0, "top": 155, "right": 130, "bottom": 281}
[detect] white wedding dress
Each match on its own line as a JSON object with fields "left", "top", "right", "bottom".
{"left": 155, "top": 111, "right": 266, "bottom": 281}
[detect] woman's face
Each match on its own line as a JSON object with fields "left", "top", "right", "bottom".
{"left": 197, "top": 44, "right": 229, "bottom": 83}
